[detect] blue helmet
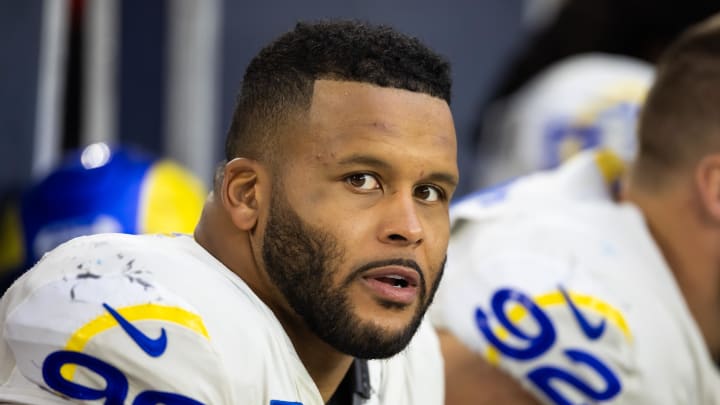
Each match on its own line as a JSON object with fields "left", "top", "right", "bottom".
{"left": 0, "top": 143, "right": 206, "bottom": 290}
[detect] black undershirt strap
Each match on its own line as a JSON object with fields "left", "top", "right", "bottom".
{"left": 326, "top": 359, "right": 371, "bottom": 405}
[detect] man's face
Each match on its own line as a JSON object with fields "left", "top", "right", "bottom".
{"left": 263, "top": 80, "right": 458, "bottom": 359}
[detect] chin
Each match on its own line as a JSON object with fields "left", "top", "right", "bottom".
{"left": 356, "top": 304, "right": 419, "bottom": 333}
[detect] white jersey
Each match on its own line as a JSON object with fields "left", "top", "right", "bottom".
{"left": 432, "top": 150, "right": 720, "bottom": 404}
{"left": 0, "top": 233, "right": 443, "bottom": 405}
{"left": 476, "top": 53, "right": 654, "bottom": 187}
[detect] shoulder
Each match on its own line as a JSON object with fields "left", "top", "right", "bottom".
{"left": 477, "top": 54, "right": 653, "bottom": 186}
{"left": 434, "top": 239, "right": 636, "bottom": 403}
{"left": 15, "top": 233, "right": 187, "bottom": 280}
{"left": 434, "top": 198, "right": 717, "bottom": 403}
{"left": 452, "top": 149, "right": 623, "bottom": 227}
{"left": 0, "top": 233, "right": 286, "bottom": 404}
{"left": 3, "top": 233, "right": 221, "bottom": 319}
{"left": 520, "top": 53, "right": 654, "bottom": 101}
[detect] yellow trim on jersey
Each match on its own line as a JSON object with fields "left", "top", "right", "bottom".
{"left": 485, "top": 290, "right": 632, "bottom": 365}
{"left": 61, "top": 303, "right": 209, "bottom": 380}
{"left": 551, "top": 80, "right": 649, "bottom": 165}
{"left": 593, "top": 149, "right": 625, "bottom": 185}
{"left": 138, "top": 160, "right": 206, "bottom": 235}
{"left": 575, "top": 80, "right": 649, "bottom": 127}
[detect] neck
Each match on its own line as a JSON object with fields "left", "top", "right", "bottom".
{"left": 194, "top": 198, "right": 353, "bottom": 402}
{"left": 626, "top": 182, "right": 720, "bottom": 361}
{"left": 273, "top": 308, "right": 355, "bottom": 402}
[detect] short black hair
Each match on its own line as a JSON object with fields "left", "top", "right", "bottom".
{"left": 224, "top": 20, "right": 452, "bottom": 162}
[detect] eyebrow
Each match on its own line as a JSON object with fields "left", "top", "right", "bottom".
{"left": 337, "top": 154, "right": 459, "bottom": 188}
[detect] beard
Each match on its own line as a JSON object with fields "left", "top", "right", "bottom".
{"left": 262, "top": 192, "right": 445, "bottom": 359}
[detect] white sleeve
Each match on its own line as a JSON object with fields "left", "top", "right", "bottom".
{"left": 433, "top": 220, "right": 639, "bottom": 405}
{"left": 0, "top": 234, "right": 234, "bottom": 405}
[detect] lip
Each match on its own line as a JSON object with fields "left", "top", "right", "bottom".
{"left": 360, "top": 265, "right": 421, "bottom": 305}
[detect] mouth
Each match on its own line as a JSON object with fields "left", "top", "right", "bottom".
{"left": 360, "top": 265, "right": 421, "bottom": 306}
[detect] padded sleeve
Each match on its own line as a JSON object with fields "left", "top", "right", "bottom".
{"left": 433, "top": 220, "right": 640, "bottom": 405}
{"left": 0, "top": 234, "right": 234, "bottom": 404}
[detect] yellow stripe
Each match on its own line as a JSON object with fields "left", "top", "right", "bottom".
{"left": 485, "top": 290, "right": 631, "bottom": 365}
{"left": 575, "top": 80, "right": 649, "bottom": 126}
{"left": 61, "top": 304, "right": 209, "bottom": 380}
{"left": 594, "top": 149, "right": 625, "bottom": 185}
{"left": 138, "top": 160, "right": 206, "bottom": 234}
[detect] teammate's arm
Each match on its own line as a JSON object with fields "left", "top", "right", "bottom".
{"left": 439, "top": 329, "right": 541, "bottom": 405}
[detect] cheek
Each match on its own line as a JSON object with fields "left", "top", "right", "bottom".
{"left": 306, "top": 197, "right": 378, "bottom": 236}
{"left": 422, "top": 208, "right": 450, "bottom": 241}
{"left": 327, "top": 221, "right": 373, "bottom": 265}
{"left": 284, "top": 179, "right": 364, "bottom": 224}
{"left": 422, "top": 217, "right": 450, "bottom": 265}
{"left": 277, "top": 161, "right": 333, "bottom": 209}
{"left": 304, "top": 183, "right": 334, "bottom": 207}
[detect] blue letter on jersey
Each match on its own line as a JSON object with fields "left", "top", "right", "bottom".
{"left": 43, "top": 351, "right": 128, "bottom": 405}
{"left": 475, "top": 288, "right": 556, "bottom": 360}
{"left": 527, "top": 349, "right": 621, "bottom": 404}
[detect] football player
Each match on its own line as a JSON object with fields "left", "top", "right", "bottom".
{"left": 433, "top": 13, "right": 720, "bottom": 405}
{"left": 0, "top": 21, "right": 457, "bottom": 404}
{"left": 474, "top": 53, "right": 653, "bottom": 188}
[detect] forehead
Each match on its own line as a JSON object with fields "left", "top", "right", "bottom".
{"left": 309, "top": 79, "right": 453, "bottom": 137}
{"left": 289, "top": 80, "right": 457, "bottom": 171}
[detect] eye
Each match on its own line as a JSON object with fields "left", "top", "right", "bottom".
{"left": 345, "top": 173, "right": 381, "bottom": 191}
{"left": 414, "top": 185, "right": 444, "bottom": 202}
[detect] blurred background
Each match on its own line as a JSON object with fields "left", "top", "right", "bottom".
{"left": 0, "top": 0, "right": 532, "bottom": 198}
{"left": 0, "top": 0, "right": 533, "bottom": 290}
{"left": 1, "top": 0, "right": 717, "bottom": 289}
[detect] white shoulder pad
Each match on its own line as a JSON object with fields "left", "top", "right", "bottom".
{"left": 1, "top": 234, "right": 233, "bottom": 404}
{"left": 477, "top": 53, "right": 653, "bottom": 187}
{"left": 435, "top": 219, "right": 639, "bottom": 404}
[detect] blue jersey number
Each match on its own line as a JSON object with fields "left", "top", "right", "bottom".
{"left": 475, "top": 288, "right": 556, "bottom": 359}
{"left": 42, "top": 302, "right": 205, "bottom": 404}
{"left": 475, "top": 287, "right": 621, "bottom": 404}
{"left": 43, "top": 351, "right": 128, "bottom": 404}
{"left": 528, "top": 349, "right": 621, "bottom": 405}
{"left": 43, "top": 350, "right": 204, "bottom": 404}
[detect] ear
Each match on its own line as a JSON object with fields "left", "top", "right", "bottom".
{"left": 221, "top": 158, "right": 268, "bottom": 231}
{"left": 695, "top": 154, "right": 720, "bottom": 222}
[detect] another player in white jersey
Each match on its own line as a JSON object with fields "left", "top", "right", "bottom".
{"left": 435, "top": 150, "right": 720, "bottom": 404}
{"left": 474, "top": 53, "right": 653, "bottom": 188}
{"left": 0, "top": 20, "right": 458, "bottom": 404}
{"left": 433, "top": 13, "right": 720, "bottom": 405}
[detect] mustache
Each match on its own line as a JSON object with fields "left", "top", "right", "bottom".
{"left": 345, "top": 258, "right": 426, "bottom": 289}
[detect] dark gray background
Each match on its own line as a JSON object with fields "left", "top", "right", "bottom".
{"left": 0, "top": 0, "right": 527, "bottom": 197}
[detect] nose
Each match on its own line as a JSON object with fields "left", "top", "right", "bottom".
{"left": 378, "top": 192, "right": 424, "bottom": 246}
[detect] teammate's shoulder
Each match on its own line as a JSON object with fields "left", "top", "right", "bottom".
{"left": 451, "top": 149, "right": 622, "bottom": 227}
{"left": 532, "top": 53, "right": 653, "bottom": 88}
{"left": 514, "top": 53, "right": 654, "bottom": 114}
